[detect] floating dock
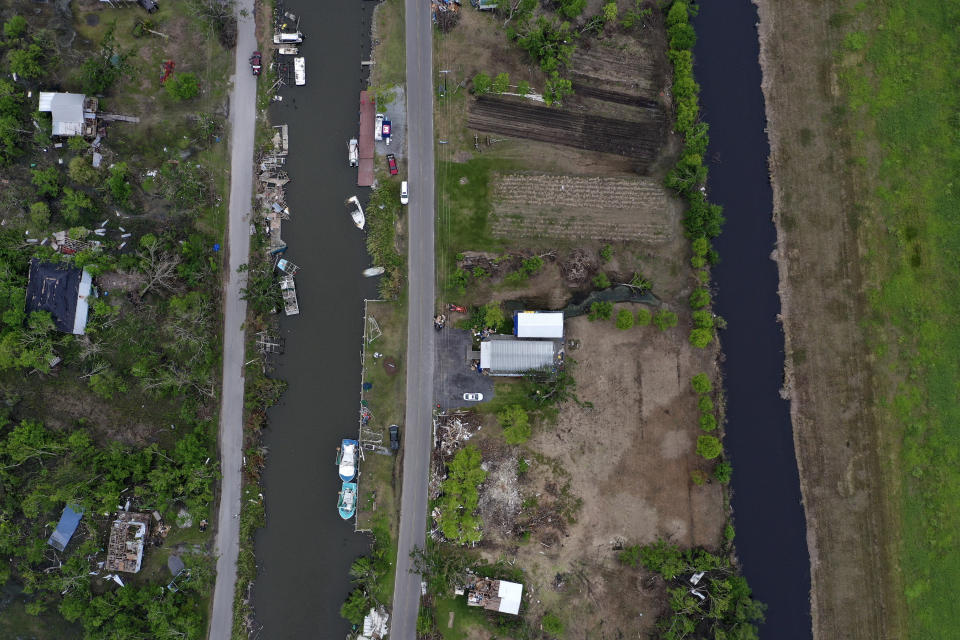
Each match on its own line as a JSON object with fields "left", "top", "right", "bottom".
{"left": 357, "top": 91, "right": 375, "bottom": 186}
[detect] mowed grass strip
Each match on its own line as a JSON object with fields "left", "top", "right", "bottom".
{"left": 839, "top": 2, "right": 960, "bottom": 635}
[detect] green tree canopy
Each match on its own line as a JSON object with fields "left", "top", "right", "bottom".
{"left": 616, "top": 308, "right": 634, "bottom": 330}
{"left": 166, "top": 72, "right": 201, "bottom": 101}
{"left": 696, "top": 435, "right": 722, "bottom": 459}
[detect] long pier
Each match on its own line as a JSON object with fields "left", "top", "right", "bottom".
{"left": 357, "top": 90, "right": 375, "bottom": 186}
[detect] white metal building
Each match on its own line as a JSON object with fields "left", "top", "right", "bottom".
{"left": 514, "top": 311, "right": 564, "bottom": 339}
{"left": 479, "top": 337, "right": 557, "bottom": 376}
{"left": 38, "top": 92, "right": 97, "bottom": 137}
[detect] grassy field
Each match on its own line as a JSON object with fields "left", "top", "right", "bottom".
{"left": 433, "top": 595, "right": 497, "bottom": 640}
{"left": 371, "top": 0, "right": 406, "bottom": 88}
{"left": 836, "top": 1, "right": 960, "bottom": 635}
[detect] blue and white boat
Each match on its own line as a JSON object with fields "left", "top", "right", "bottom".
{"left": 338, "top": 482, "right": 357, "bottom": 520}
{"left": 337, "top": 438, "right": 359, "bottom": 482}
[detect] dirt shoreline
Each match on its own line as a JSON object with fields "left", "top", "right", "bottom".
{"left": 753, "top": 1, "right": 905, "bottom": 638}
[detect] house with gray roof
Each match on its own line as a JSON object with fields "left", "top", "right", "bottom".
{"left": 26, "top": 259, "right": 93, "bottom": 335}
{"left": 479, "top": 335, "right": 561, "bottom": 376}
{"left": 38, "top": 92, "right": 98, "bottom": 137}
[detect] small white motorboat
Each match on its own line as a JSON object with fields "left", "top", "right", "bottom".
{"left": 348, "top": 139, "right": 358, "bottom": 167}
{"left": 346, "top": 196, "right": 365, "bottom": 230}
{"left": 294, "top": 57, "right": 306, "bottom": 86}
{"left": 363, "top": 267, "right": 385, "bottom": 277}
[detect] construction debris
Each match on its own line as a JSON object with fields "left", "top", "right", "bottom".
{"left": 105, "top": 512, "right": 151, "bottom": 574}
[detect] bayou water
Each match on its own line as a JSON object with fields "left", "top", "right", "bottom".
{"left": 693, "top": 2, "right": 813, "bottom": 637}
{"left": 251, "top": 1, "right": 378, "bottom": 637}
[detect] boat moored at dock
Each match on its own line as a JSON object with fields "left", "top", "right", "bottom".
{"left": 293, "top": 57, "right": 306, "bottom": 86}
{"left": 338, "top": 482, "right": 357, "bottom": 520}
{"left": 346, "top": 196, "right": 365, "bottom": 230}
{"left": 337, "top": 439, "right": 359, "bottom": 482}
{"left": 348, "top": 139, "right": 359, "bottom": 167}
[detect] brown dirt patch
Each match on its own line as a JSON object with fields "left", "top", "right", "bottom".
{"left": 472, "top": 314, "right": 724, "bottom": 637}
{"left": 755, "top": 1, "right": 905, "bottom": 638}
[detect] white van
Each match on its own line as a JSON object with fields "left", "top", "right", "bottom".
{"left": 400, "top": 181, "right": 409, "bottom": 205}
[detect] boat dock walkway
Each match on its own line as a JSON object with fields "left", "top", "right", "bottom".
{"left": 357, "top": 91, "right": 375, "bottom": 186}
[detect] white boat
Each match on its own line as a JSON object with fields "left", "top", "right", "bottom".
{"left": 346, "top": 196, "right": 365, "bottom": 230}
{"left": 294, "top": 57, "right": 306, "bottom": 86}
{"left": 363, "top": 267, "right": 385, "bottom": 277}
{"left": 274, "top": 31, "right": 303, "bottom": 44}
{"left": 277, "top": 45, "right": 299, "bottom": 55}
{"left": 338, "top": 439, "right": 359, "bottom": 482}
{"left": 374, "top": 113, "right": 384, "bottom": 141}
{"left": 348, "top": 138, "right": 359, "bottom": 167}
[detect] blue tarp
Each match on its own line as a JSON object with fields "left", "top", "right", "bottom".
{"left": 47, "top": 505, "right": 83, "bottom": 551}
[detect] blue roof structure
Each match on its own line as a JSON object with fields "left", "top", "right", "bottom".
{"left": 48, "top": 505, "right": 84, "bottom": 551}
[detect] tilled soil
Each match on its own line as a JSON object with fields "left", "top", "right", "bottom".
{"left": 468, "top": 95, "right": 666, "bottom": 168}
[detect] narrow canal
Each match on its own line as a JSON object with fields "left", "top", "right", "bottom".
{"left": 251, "top": 1, "right": 377, "bottom": 637}
{"left": 693, "top": 2, "right": 813, "bottom": 637}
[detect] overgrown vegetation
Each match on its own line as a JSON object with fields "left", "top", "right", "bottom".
{"left": 437, "top": 445, "right": 487, "bottom": 544}
{"left": 618, "top": 539, "right": 765, "bottom": 640}
{"left": 366, "top": 180, "right": 406, "bottom": 298}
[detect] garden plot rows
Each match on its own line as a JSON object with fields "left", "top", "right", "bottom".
{"left": 467, "top": 96, "right": 666, "bottom": 169}
{"left": 570, "top": 42, "right": 665, "bottom": 101}
{"left": 491, "top": 173, "right": 673, "bottom": 242}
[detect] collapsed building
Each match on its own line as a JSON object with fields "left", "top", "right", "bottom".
{"left": 463, "top": 576, "right": 524, "bottom": 615}
{"left": 105, "top": 512, "right": 151, "bottom": 573}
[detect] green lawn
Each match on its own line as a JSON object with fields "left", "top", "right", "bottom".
{"left": 433, "top": 595, "right": 498, "bottom": 640}
{"left": 837, "top": 2, "right": 960, "bottom": 635}
{"left": 371, "top": 0, "right": 407, "bottom": 88}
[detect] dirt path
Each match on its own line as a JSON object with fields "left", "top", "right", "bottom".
{"left": 207, "top": 2, "right": 256, "bottom": 638}
{"left": 754, "top": 1, "right": 905, "bottom": 638}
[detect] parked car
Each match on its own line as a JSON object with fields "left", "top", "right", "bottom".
{"left": 389, "top": 424, "right": 400, "bottom": 450}
{"left": 250, "top": 51, "right": 262, "bottom": 76}
{"left": 386, "top": 153, "right": 398, "bottom": 175}
{"left": 375, "top": 113, "right": 385, "bottom": 141}
{"left": 463, "top": 393, "right": 484, "bottom": 402}
{"left": 400, "top": 181, "right": 409, "bottom": 205}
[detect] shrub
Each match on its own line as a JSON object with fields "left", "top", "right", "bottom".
{"left": 542, "top": 612, "right": 565, "bottom": 636}
{"left": 689, "top": 288, "right": 710, "bottom": 309}
{"left": 166, "top": 72, "right": 200, "bottom": 101}
{"left": 3, "top": 16, "right": 27, "bottom": 39}
{"left": 482, "top": 302, "right": 504, "bottom": 330}
{"left": 697, "top": 395, "right": 714, "bottom": 413}
{"left": 61, "top": 187, "right": 94, "bottom": 224}
{"left": 498, "top": 404, "right": 531, "bottom": 445}
{"left": 714, "top": 461, "right": 732, "bottom": 484}
{"left": 106, "top": 162, "right": 132, "bottom": 206}
{"left": 698, "top": 413, "right": 717, "bottom": 432}
{"left": 691, "top": 254, "right": 707, "bottom": 268}
{"left": 31, "top": 167, "right": 60, "bottom": 198}
{"left": 723, "top": 522, "right": 735, "bottom": 542}
{"left": 599, "top": 244, "right": 613, "bottom": 261}
{"left": 593, "top": 272, "right": 611, "bottom": 289}
{"left": 696, "top": 435, "right": 722, "bottom": 460}
{"left": 492, "top": 72, "right": 510, "bottom": 94}
{"left": 29, "top": 202, "right": 49, "bottom": 229}
{"left": 544, "top": 72, "right": 573, "bottom": 106}
{"left": 472, "top": 72, "right": 492, "bottom": 95}
{"left": 587, "top": 301, "right": 613, "bottom": 321}
{"left": 602, "top": 2, "right": 618, "bottom": 23}
{"left": 615, "top": 309, "right": 634, "bottom": 330}
{"left": 653, "top": 309, "right": 678, "bottom": 331}
{"left": 691, "top": 236, "right": 709, "bottom": 257}
{"left": 692, "top": 310, "right": 714, "bottom": 329}
{"left": 689, "top": 328, "right": 713, "bottom": 348}
{"left": 635, "top": 308, "right": 652, "bottom": 326}
{"left": 517, "top": 80, "right": 531, "bottom": 96}
{"left": 690, "top": 373, "right": 712, "bottom": 394}
{"left": 618, "top": 544, "right": 641, "bottom": 566}
{"left": 69, "top": 156, "right": 99, "bottom": 186}
{"left": 690, "top": 469, "right": 707, "bottom": 486}
{"left": 557, "top": 0, "right": 586, "bottom": 19}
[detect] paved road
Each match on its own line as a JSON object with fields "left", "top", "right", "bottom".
{"left": 208, "top": 3, "right": 256, "bottom": 639}
{"left": 390, "top": 0, "right": 436, "bottom": 637}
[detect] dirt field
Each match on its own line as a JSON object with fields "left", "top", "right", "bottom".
{"left": 755, "top": 1, "right": 905, "bottom": 638}
{"left": 455, "top": 313, "right": 724, "bottom": 637}
{"left": 491, "top": 173, "right": 676, "bottom": 242}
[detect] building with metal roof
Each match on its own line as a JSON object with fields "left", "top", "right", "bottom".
{"left": 47, "top": 505, "right": 84, "bottom": 551}
{"left": 37, "top": 92, "right": 97, "bottom": 137}
{"left": 479, "top": 336, "right": 559, "bottom": 376}
{"left": 26, "top": 259, "right": 93, "bottom": 335}
{"left": 514, "top": 311, "right": 564, "bottom": 339}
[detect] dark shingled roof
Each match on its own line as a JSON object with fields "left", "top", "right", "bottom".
{"left": 25, "top": 259, "right": 89, "bottom": 334}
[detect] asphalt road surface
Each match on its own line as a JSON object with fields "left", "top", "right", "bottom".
{"left": 390, "top": 0, "right": 436, "bottom": 636}
{"left": 207, "top": 3, "right": 256, "bottom": 639}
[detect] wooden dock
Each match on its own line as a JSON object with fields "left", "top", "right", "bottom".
{"left": 358, "top": 90, "right": 375, "bottom": 186}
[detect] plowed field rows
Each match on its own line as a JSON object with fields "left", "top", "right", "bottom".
{"left": 467, "top": 96, "right": 666, "bottom": 168}
{"left": 491, "top": 173, "right": 672, "bottom": 242}
{"left": 571, "top": 44, "right": 664, "bottom": 99}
